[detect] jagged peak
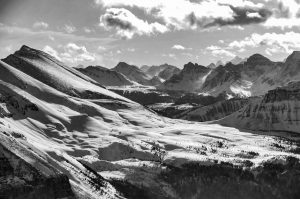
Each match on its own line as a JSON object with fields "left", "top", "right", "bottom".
{"left": 183, "top": 62, "right": 207, "bottom": 72}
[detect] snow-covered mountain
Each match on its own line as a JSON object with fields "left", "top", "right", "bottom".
{"left": 76, "top": 65, "right": 134, "bottom": 86}
{"left": 161, "top": 54, "right": 287, "bottom": 97}
{"left": 219, "top": 81, "right": 300, "bottom": 133}
{"left": 1, "top": 45, "right": 300, "bottom": 199}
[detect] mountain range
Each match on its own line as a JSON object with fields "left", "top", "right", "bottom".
{"left": 0, "top": 45, "right": 300, "bottom": 199}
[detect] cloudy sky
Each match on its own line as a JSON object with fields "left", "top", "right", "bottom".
{"left": 1, "top": 0, "right": 300, "bottom": 68}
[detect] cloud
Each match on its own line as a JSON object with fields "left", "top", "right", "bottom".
{"left": 42, "top": 45, "right": 61, "bottom": 61}
{"left": 263, "top": 0, "right": 300, "bottom": 29}
{"left": 127, "top": 48, "right": 135, "bottom": 52}
{"left": 206, "top": 45, "right": 235, "bottom": 58}
{"left": 162, "top": 53, "right": 176, "bottom": 59}
{"left": 63, "top": 24, "right": 77, "bottom": 33}
{"left": 172, "top": 44, "right": 186, "bottom": 50}
{"left": 42, "top": 43, "right": 97, "bottom": 65}
{"left": 83, "top": 27, "right": 93, "bottom": 33}
{"left": 96, "top": 0, "right": 271, "bottom": 31}
{"left": 228, "top": 31, "right": 300, "bottom": 55}
{"left": 33, "top": 21, "right": 49, "bottom": 29}
{"left": 62, "top": 43, "right": 96, "bottom": 62}
{"left": 100, "top": 8, "right": 168, "bottom": 39}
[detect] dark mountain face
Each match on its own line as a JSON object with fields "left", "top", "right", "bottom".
{"left": 77, "top": 65, "right": 134, "bottom": 86}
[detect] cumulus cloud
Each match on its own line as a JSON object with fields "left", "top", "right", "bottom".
{"left": 33, "top": 21, "right": 49, "bottom": 29}
{"left": 172, "top": 44, "right": 186, "bottom": 50}
{"left": 206, "top": 45, "right": 235, "bottom": 58}
{"left": 228, "top": 32, "right": 300, "bottom": 55}
{"left": 42, "top": 45, "right": 61, "bottom": 60}
{"left": 42, "top": 43, "right": 96, "bottom": 65}
{"left": 263, "top": 0, "right": 300, "bottom": 29}
{"left": 62, "top": 43, "right": 96, "bottom": 62}
{"left": 100, "top": 8, "right": 168, "bottom": 39}
{"left": 96, "top": 0, "right": 271, "bottom": 31}
{"left": 63, "top": 24, "right": 77, "bottom": 33}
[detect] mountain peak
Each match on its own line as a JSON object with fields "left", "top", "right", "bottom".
{"left": 183, "top": 62, "right": 207, "bottom": 72}
{"left": 246, "top": 54, "right": 271, "bottom": 65}
{"left": 286, "top": 51, "right": 300, "bottom": 62}
{"left": 20, "top": 45, "right": 32, "bottom": 51}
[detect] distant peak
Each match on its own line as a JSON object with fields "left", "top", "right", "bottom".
{"left": 207, "top": 63, "right": 216, "bottom": 69}
{"left": 183, "top": 62, "right": 207, "bottom": 72}
{"left": 246, "top": 53, "right": 271, "bottom": 65}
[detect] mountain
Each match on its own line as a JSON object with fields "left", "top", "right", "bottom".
{"left": 2, "top": 45, "right": 128, "bottom": 100}
{"left": 219, "top": 81, "right": 300, "bottom": 133}
{"left": 157, "top": 64, "right": 181, "bottom": 80}
{"left": 143, "top": 63, "right": 180, "bottom": 81}
{"left": 216, "top": 60, "right": 224, "bottom": 67}
{"left": 1, "top": 45, "right": 300, "bottom": 199}
{"left": 229, "top": 56, "right": 246, "bottom": 65}
{"left": 76, "top": 65, "right": 134, "bottom": 86}
{"left": 140, "top": 65, "right": 151, "bottom": 72}
{"left": 207, "top": 63, "right": 217, "bottom": 69}
{"left": 199, "top": 54, "right": 283, "bottom": 97}
{"left": 112, "top": 62, "right": 152, "bottom": 85}
{"left": 159, "top": 62, "right": 211, "bottom": 92}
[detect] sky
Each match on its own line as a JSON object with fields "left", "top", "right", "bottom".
{"left": 1, "top": 0, "right": 300, "bottom": 68}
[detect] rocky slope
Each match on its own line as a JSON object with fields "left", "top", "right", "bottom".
{"left": 112, "top": 62, "right": 152, "bottom": 85}
{"left": 159, "top": 62, "right": 211, "bottom": 92}
{"left": 219, "top": 81, "right": 300, "bottom": 133}
{"left": 76, "top": 65, "right": 134, "bottom": 86}
{"left": 177, "top": 98, "right": 249, "bottom": 122}
{"left": 143, "top": 64, "right": 180, "bottom": 81}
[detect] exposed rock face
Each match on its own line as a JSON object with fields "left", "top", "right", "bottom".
{"left": 143, "top": 64, "right": 180, "bottom": 81}
{"left": 159, "top": 62, "right": 211, "bottom": 92}
{"left": 219, "top": 81, "right": 300, "bottom": 133}
{"left": 76, "top": 65, "right": 134, "bottom": 86}
{"left": 178, "top": 98, "right": 249, "bottom": 122}
{"left": 113, "top": 62, "right": 152, "bottom": 85}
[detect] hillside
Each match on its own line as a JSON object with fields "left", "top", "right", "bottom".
{"left": 219, "top": 81, "right": 300, "bottom": 133}
{"left": 76, "top": 65, "right": 134, "bottom": 86}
